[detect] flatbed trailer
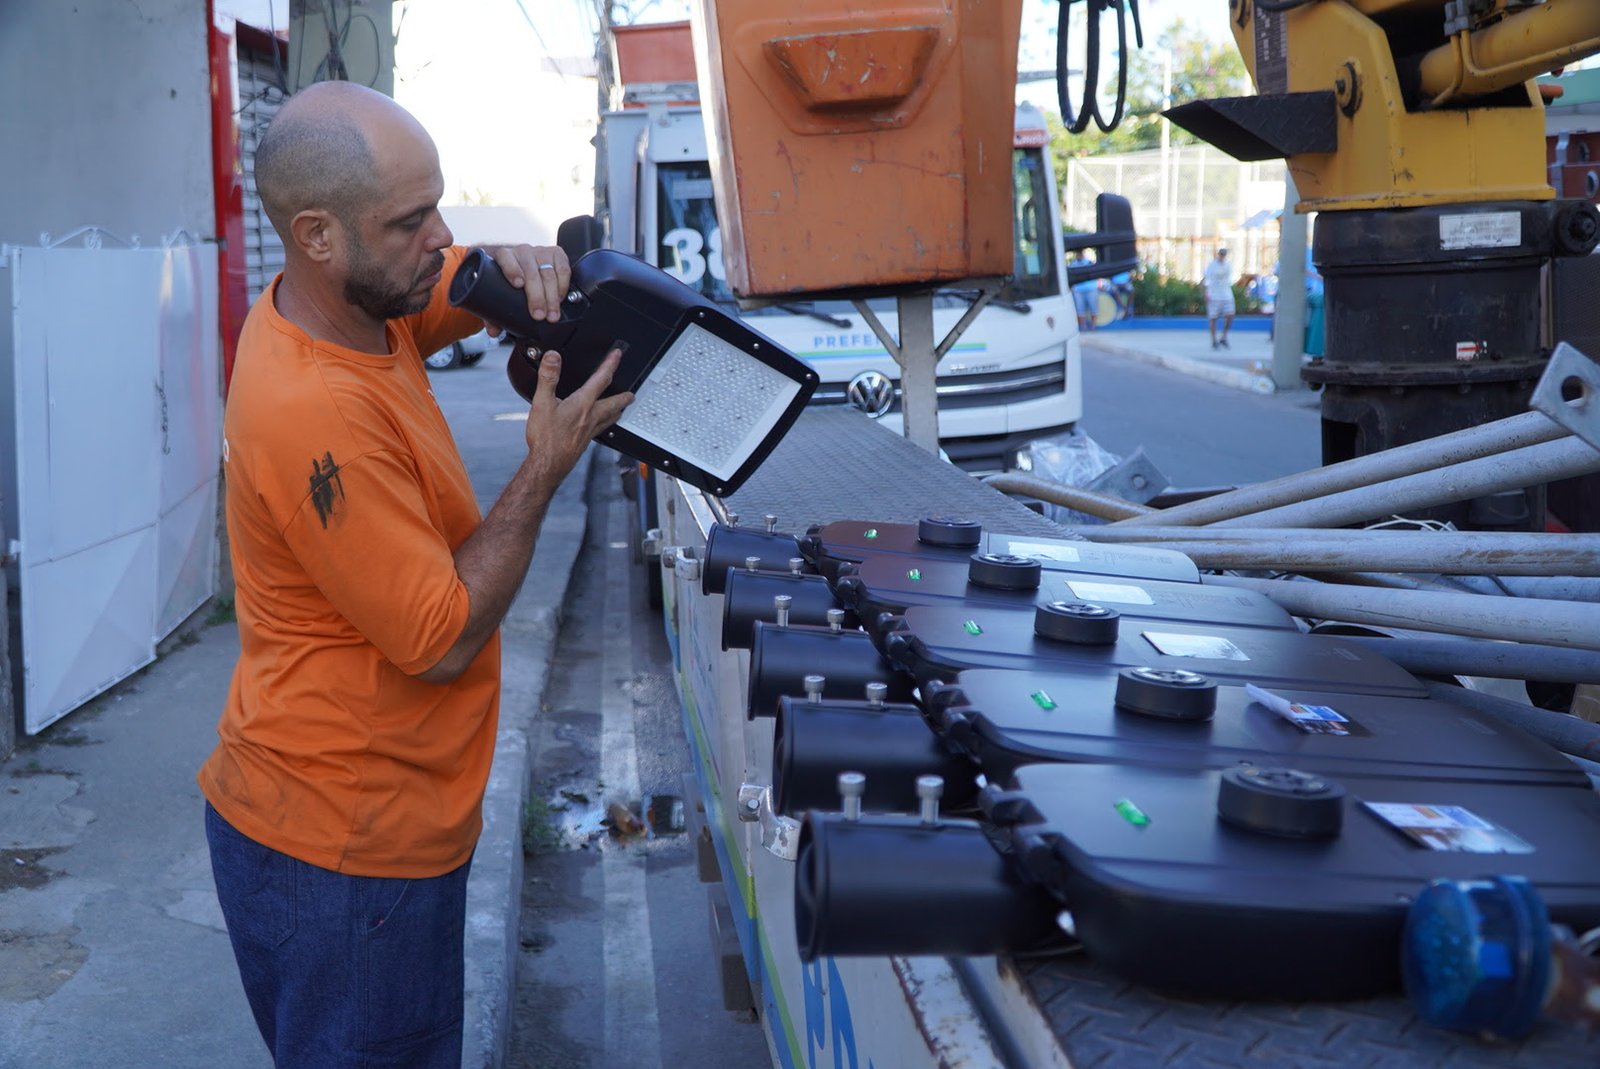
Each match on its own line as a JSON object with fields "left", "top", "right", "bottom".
{"left": 655, "top": 408, "right": 1600, "bottom": 1069}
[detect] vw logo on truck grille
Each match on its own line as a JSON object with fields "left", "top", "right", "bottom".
{"left": 847, "top": 371, "right": 896, "bottom": 418}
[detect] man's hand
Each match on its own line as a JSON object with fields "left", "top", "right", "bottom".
{"left": 524, "top": 347, "right": 634, "bottom": 492}
{"left": 486, "top": 244, "right": 571, "bottom": 324}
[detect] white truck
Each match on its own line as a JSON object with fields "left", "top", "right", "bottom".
{"left": 588, "top": 24, "right": 1083, "bottom": 474}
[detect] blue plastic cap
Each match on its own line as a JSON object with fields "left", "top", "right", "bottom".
{"left": 1402, "top": 875, "right": 1554, "bottom": 1040}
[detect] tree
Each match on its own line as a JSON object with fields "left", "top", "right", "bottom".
{"left": 1048, "top": 19, "right": 1251, "bottom": 178}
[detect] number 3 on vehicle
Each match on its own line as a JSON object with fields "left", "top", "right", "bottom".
{"left": 661, "top": 225, "right": 725, "bottom": 288}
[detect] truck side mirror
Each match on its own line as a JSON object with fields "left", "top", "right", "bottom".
{"left": 1064, "top": 194, "right": 1140, "bottom": 286}
{"left": 1094, "top": 194, "right": 1137, "bottom": 274}
{"left": 556, "top": 214, "right": 603, "bottom": 261}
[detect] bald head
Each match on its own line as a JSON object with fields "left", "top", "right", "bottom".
{"left": 255, "top": 81, "right": 430, "bottom": 238}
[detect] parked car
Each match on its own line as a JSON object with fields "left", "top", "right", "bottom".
{"left": 425, "top": 327, "right": 494, "bottom": 370}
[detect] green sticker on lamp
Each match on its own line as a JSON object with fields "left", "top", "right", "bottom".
{"left": 963, "top": 620, "right": 982, "bottom": 635}
{"left": 1031, "top": 690, "right": 1056, "bottom": 710}
{"left": 864, "top": 528, "right": 878, "bottom": 539}
{"left": 1114, "top": 798, "right": 1150, "bottom": 827}
{"left": 906, "top": 568, "right": 922, "bottom": 581}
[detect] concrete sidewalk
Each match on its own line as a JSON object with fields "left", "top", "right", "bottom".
{"left": 1080, "top": 318, "right": 1309, "bottom": 395}
{"left": 0, "top": 355, "right": 592, "bottom": 1069}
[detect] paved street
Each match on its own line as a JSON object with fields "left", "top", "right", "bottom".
{"left": 1078, "top": 330, "right": 1323, "bottom": 488}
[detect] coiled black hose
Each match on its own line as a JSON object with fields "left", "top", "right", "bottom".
{"left": 1057, "top": 0, "right": 1144, "bottom": 135}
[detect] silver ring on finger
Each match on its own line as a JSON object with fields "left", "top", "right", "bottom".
{"left": 537, "top": 263, "right": 556, "bottom": 270}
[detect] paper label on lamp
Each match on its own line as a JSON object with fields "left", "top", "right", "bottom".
{"left": 1440, "top": 212, "right": 1521, "bottom": 251}
{"left": 1004, "top": 541, "right": 1080, "bottom": 562}
{"left": 1363, "top": 802, "right": 1534, "bottom": 854}
{"left": 1245, "top": 684, "right": 1366, "bottom": 736}
{"left": 615, "top": 321, "right": 801, "bottom": 482}
{"left": 1142, "top": 631, "right": 1250, "bottom": 661}
{"left": 1065, "top": 579, "right": 1154, "bottom": 605}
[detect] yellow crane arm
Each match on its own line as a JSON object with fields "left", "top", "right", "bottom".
{"left": 1418, "top": 0, "right": 1600, "bottom": 106}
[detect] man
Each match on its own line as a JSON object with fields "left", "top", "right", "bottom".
{"left": 197, "top": 81, "right": 631, "bottom": 1068}
{"left": 1203, "top": 246, "right": 1235, "bottom": 350}
{"left": 1069, "top": 255, "right": 1101, "bottom": 332}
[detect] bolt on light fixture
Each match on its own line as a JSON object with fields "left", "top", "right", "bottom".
{"left": 449, "top": 247, "right": 818, "bottom": 496}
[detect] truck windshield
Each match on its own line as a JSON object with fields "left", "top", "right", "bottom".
{"left": 655, "top": 150, "right": 1061, "bottom": 311}
{"left": 1007, "top": 147, "right": 1060, "bottom": 302}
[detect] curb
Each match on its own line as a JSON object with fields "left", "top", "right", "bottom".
{"left": 462, "top": 447, "right": 595, "bottom": 1069}
{"left": 1082, "top": 336, "right": 1279, "bottom": 396}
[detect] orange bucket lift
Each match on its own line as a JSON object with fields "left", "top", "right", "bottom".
{"left": 691, "top": 0, "right": 1023, "bottom": 300}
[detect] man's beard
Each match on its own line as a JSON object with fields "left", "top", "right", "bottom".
{"left": 344, "top": 239, "right": 445, "bottom": 321}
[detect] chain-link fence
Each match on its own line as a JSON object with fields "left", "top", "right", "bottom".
{"left": 1064, "top": 145, "right": 1291, "bottom": 287}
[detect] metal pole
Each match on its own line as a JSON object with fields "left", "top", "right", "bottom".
{"left": 1081, "top": 526, "right": 1600, "bottom": 576}
{"left": 856, "top": 293, "right": 942, "bottom": 455}
{"left": 982, "top": 473, "right": 1154, "bottom": 522}
{"left": 1216, "top": 435, "right": 1600, "bottom": 529}
{"left": 1419, "top": 679, "right": 1600, "bottom": 763}
{"left": 1158, "top": 51, "right": 1171, "bottom": 249}
{"left": 1204, "top": 573, "right": 1600, "bottom": 652}
{"left": 1340, "top": 634, "right": 1600, "bottom": 686}
{"left": 897, "top": 293, "right": 939, "bottom": 454}
{"left": 1329, "top": 572, "right": 1482, "bottom": 593}
{"left": 1450, "top": 575, "right": 1600, "bottom": 602}
{"left": 1109, "top": 410, "right": 1568, "bottom": 528}
{"left": 1272, "top": 174, "right": 1308, "bottom": 391}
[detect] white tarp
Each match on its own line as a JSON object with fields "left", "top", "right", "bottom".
{"left": 7, "top": 239, "right": 220, "bottom": 733}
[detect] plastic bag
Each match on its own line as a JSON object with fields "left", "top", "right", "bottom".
{"left": 1025, "top": 429, "right": 1122, "bottom": 525}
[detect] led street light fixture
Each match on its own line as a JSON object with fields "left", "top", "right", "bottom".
{"left": 449, "top": 247, "right": 818, "bottom": 496}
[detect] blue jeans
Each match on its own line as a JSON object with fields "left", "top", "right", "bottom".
{"left": 205, "top": 803, "right": 471, "bottom": 1069}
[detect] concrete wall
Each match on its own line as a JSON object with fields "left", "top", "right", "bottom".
{"left": 0, "top": 1, "right": 217, "bottom": 740}
{"left": 0, "top": 2, "right": 215, "bottom": 524}
{"left": 0, "top": 2, "right": 215, "bottom": 248}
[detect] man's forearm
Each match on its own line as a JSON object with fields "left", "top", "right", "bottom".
{"left": 416, "top": 457, "right": 558, "bottom": 683}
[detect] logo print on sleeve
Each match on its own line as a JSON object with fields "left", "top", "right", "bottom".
{"left": 309, "top": 452, "right": 346, "bottom": 529}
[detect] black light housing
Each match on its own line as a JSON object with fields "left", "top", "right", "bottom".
{"left": 773, "top": 695, "right": 976, "bottom": 817}
{"left": 702, "top": 522, "right": 805, "bottom": 595}
{"left": 794, "top": 814, "right": 1061, "bottom": 961}
{"left": 722, "top": 570, "right": 851, "bottom": 651}
{"left": 449, "top": 247, "right": 819, "bottom": 496}
{"left": 747, "top": 622, "right": 915, "bottom": 720}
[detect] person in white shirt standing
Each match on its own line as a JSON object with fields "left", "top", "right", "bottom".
{"left": 1202, "top": 247, "right": 1235, "bottom": 350}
